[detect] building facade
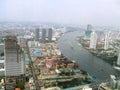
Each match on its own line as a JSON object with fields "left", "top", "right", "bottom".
{"left": 104, "top": 32, "right": 110, "bottom": 50}
{"left": 87, "top": 24, "right": 93, "bottom": 31}
{"left": 4, "top": 35, "right": 25, "bottom": 76}
{"left": 35, "top": 28, "right": 39, "bottom": 41}
{"left": 41, "top": 28, "right": 53, "bottom": 42}
{"left": 117, "top": 50, "right": 120, "bottom": 66}
{"left": 42, "top": 28, "right": 47, "bottom": 42}
{"left": 48, "top": 28, "right": 53, "bottom": 42}
{"left": 89, "top": 31, "right": 97, "bottom": 49}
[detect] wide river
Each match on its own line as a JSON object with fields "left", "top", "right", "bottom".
{"left": 58, "top": 31, "right": 120, "bottom": 81}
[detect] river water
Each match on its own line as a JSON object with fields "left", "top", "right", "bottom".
{"left": 58, "top": 31, "right": 120, "bottom": 81}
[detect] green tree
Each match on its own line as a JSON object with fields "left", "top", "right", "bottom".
{"left": 17, "top": 81, "right": 24, "bottom": 90}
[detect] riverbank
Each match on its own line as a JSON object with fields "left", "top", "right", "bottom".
{"left": 79, "top": 36, "right": 117, "bottom": 65}
{"left": 58, "top": 31, "right": 120, "bottom": 81}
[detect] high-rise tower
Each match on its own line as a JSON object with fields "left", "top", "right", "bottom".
{"left": 104, "top": 32, "right": 110, "bottom": 50}
{"left": 48, "top": 28, "right": 53, "bottom": 42}
{"left": 87, "top": 24, "right": 93, "bottom": 30}
{"left": 117, "top": 50, "right": 120, "bottom": 66}
{"left": 4, "top": 35, "right": 25, "bottom": 82}
{"left": 85, "top": 24, "right": 93, "bottom": 38}
{"left": 89, "top": 31, "right": 97, "bottom": 49}
{"left": 42, "top": 28, "right": 47, "bottom": 42}
{"left": 35, "top": 28, "right": 39, "bottom": 41}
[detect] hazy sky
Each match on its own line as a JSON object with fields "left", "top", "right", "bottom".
{"left": 0, "top": 0, "right": 120, "bottom": 26}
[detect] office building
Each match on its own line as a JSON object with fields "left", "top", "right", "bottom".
{"left": 87, "top": 24, "right": 93, "bottom": 31}
{"left": 0, "top": 43, "right": 4, "bottom": 56}
{"left": 48, "top": 28, "right": 53, "bottom": 42}
{"left": 104, "top": 32, "right": 110, "bottom": 50}
{"left": 110, "top": 75, "right": 120, "bottom": 90}
{"left": 85, "top": 30, "right": 92, "bottom": 39}
{"left": 35, "top": 28, "right": 39, "bottom": 41}
{"left": 4, "top": 35, "right": 25, "bottom": 83}
{"left": 117, "top": 80, "right": 120, "bottom": 90}
{"left": 41, "top": 28, "right": 53, "bottom": 42}
{"left": 117, "top": 50, "right": 120, "bottom": 66}
{"left": 42, "top": 28, "right": 47, "bottom": 42}
{"left": 89, "top": 31, "right": 97, "bottom": 49}
{"left": 113, "top": 50, "right": 120, "bottom": 71}
{"left": 85, "top": 24, "right": 93, "bottom": 38}
{"left": 96, "top": 31, "right": 104, "bottom": 42}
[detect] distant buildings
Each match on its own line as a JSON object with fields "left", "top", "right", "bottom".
{"left": 104, "top": 32, "right": 110, "bottom": 50}
{"left": 117, "top": 50, "right": 120, "bottom": 66}
{"left": 85, "top": 30, "right": 92, "bottom": 39}
{"left": 89, "top": 31, "right": 97, "bottom": 49}
{"left": 42, "top": 28, "right": 47, "bottom": 42}
{"left": 48, "top": 28, "right": 53, "bottom": 42}
{"left": 117, "top": 80, "right": 120, "bottom": 90}
{"left": 0, "top": 36, "right": 3, "bottom": 43}
{"left": 110, "top": 75, "right": 120, "bottom": 90}
{"left": 85, "top": 24, "right": 93, "bottom": 38}
{"left": 96, "top": 31, "right": 104, "bottom": 42}
{"left": 87, "top": 24, "right": 93, "bottom": 31}
{"left": 0, "top": 43, "right": 4, "bottom": 56}
{"left": 17, "top": 36, "right": 27, "bottom": 48}
{"left": 0, "top": 60, "right": 4, "bottom": 76}
{"left": 42, "top": 28, "right": 53, "bottom": 42}
{"left": 35, "top": 28, "right": 40, "bottom": 41}
{"left": 33, "top": 28, "right": 53, "bottom": 42}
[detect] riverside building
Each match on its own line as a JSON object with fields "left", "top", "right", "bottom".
{"left": 89, "top": 31, "right": 97, "bottom": 49}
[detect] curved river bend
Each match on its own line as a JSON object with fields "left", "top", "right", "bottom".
{"left": 58, "top": 31, "right": 120, "bottom": 81}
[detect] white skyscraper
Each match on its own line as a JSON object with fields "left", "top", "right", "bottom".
{"left": 113, "top": 50, "right": 120, "bottom": 71}
{"left": 89, "top": 31, "right": 97, "bottom": 49}
{"left": 117, "top": 50, "right": 120, "bottom": 66}
{"left": 117, "top": 80, "right": 120, "bottom": 90}
{"left": 104, "top": 32, "right": 110, "bottom": 50}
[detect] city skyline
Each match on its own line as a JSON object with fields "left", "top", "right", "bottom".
{"left": 0, "top": 0, "right": 120, "bottom": 26}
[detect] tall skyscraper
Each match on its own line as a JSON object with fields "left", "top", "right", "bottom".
{"left": 35, "top": 28, "right": 39, "bottom": 41}
{"left": 85, "top": 24, "right": 93, "bottom": 38}
{"left": 96, "top": 31, "right": 104, "bottom": 42}
{"left": 4, "top": 35, "right": 25, "bottom": 76}
{"left": 85, "top": 30, "right": 92, "bottom": 38}
{"left": 89, "top": 31, "right": 97, "bottom": 49}
{"left": 110, "top": 75, "right": 117, "bottom": 89}
{"left": 87, "top": 24, "right": 93, "bottom": 30}
{"left": 104, "top": 32, "right": 110, "bottom": 50}
{"left": 117, "top": 80, "right": 120, "bottom": 90}
{"left": 48, "top": 28, "right": 53, "bottom": 42}
{"left": 117, "top": 50, "right": 120, "bottom": 66}
{"left": 42, "top": 28, "right": 47, "bottom": 42}
{"left": 113, "top": 50, "right": 120, "bottom": 71}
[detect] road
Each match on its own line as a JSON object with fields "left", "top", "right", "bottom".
{"left": 26, "top": 42, "right": 41, "bottom": 90}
